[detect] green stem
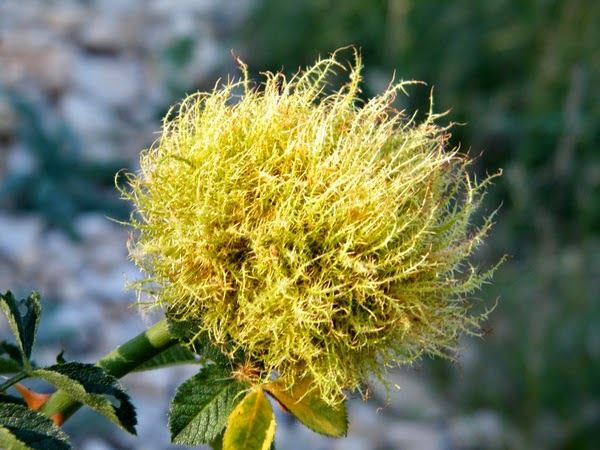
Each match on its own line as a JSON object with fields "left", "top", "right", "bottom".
{"left": 0, "top": 371, "right": 28, "bottom": 392}
{"left": 40, "top": 318, "right": 177, "bottom": 422}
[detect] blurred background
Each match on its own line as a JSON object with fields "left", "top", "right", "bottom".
{"left": 0, "top": 0, "right": 598, "bottom": 449}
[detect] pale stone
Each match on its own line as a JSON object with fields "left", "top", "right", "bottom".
{"left": 71, "top": 56, "right": 143, "bottom": 108}
{"left": 0, "top": 32, "right": 73, "bottom": 92}
{"left": 0, "top": 213, "right": 44, "bottom": 267}
{"left": 74, "top": 213, "right": 119, "bottom": 243}
{"left": 384, "top": 421, "right": 445, "bottom": 450}
{"left": 371, "top": 370, "right": 444, "bottom": 420}
{"left": 448, "top": 410, "right": 509, "bottom": 449}
{"left": 60, "top": 93, "right": 115, "bottom": 140}
{"left": 42, "top": 3, "right": 87, "bottom": 36}
{"left": 5, "top": 145, "right": 38, "bottom": 176}
{"left": 81, "top": 438, "right": 113, "bottom": 450}
{"left": 79, "top": 14, "right": 141, "bottom": 52}
{"left": 149, "top": 0, "right": 220, "bottom": 16}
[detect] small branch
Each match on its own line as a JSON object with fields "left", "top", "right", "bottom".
{"left": 0, "top": 371, "right": 28, "bottom": 392}
{"left": 39, "top": 318, "right": 177, "bottom": 422}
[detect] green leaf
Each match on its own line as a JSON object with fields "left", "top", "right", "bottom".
{"left": 0, "top": 403, "right": 70, "bottom": 449}
{"left": 167, "top": 318, "right": 230, "bottom": 366}
{"left": 169, "top": 364, "right": 246, "bottom": 445}
{"left": 222, "top": 388, "right": 275, "bottom": 450}
{"left": 0, "top": 342, "right": 23, "bottom": 374}
{"left": 0, "top": 292, "right": 41, "bottom": 365}
{"left": 264, "top": 377, "right": 347, "bottom": 437}
{"left": 55, "top": 351, "right": 66, "bottom": 365}
{"left": 32, "top": 362, "right": 136, "bottom": 434}
{"left": 133, "top": 344, "right": 198, "bottom": 372}
{"left": 209, "top": 431, "right": 224, "bottom": 450}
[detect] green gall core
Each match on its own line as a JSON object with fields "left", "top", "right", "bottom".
{"left": 122, "top": 50, "right": 499, "bottom": 404}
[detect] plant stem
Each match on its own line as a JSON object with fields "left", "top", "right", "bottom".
{"left": 40, "top": 318, "right": 177, "bottom": 422}
{"left": 0, "top": 371, "right": 28, "bottom": 392}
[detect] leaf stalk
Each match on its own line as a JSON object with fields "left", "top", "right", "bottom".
{"left": 0, "top": 371, "right": 28, "bottom": 392}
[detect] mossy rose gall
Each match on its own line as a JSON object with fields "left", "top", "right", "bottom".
{"left": 122, "top": 51, "right": 499, "bottom": 404}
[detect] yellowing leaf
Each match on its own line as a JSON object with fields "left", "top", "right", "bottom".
{"left": 223, "top": 389, "right": 275, "bottom": 450}
{"left": 265, "top": 377, "right": 347, "bottom": 437}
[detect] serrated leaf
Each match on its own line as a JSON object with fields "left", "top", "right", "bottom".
{"left": 209, "top": 430, "right": 224, "bottom": 450}
{"left": 0, "top": 403, "right": 70, "bottom": 449}
{"left": 0, "top": 292, "right": 41, "bottom": 365}
{"left": 169, "top": 364, "right": 246, "bottom": 445}
{"left": 0, "top": 341, "right": 23, "bottom": 374}
{"left": 55, "top": 351, "right": 66, "bottom": 365}
{"left": 222, "top": 388, "right": 275, "bottom": 450}
{"left": 32, "top": 362, "right": 136, "bottom": 434}
{"left": 193, "top": 334, "right": 232, "bottom": 366}
{"left": 264, "top": 377, "right": 347, "bottom": 437}
{"left": 133, "top": 344, "right": 198, "bottom": 372}
{"left": 212, "top": 430, "right": 278, "bottom": 450}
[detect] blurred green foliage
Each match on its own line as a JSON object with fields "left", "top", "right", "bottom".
{"left": 0, "top": 90, "right": 129, "bottom": 237}
{"left": 245, "top": 0, "right": 599, "bottom": 448}
{"left": 430, "top": 244, "right": 600, "bottom": 449}
{"left": 246, "top": 0, "right": 599, "bottom": 252}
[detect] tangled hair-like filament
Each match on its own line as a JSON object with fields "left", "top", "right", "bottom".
{"left": 122, "top": 49, "right": 500, "bottom": 404}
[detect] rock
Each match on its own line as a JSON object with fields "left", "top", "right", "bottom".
{"left": 0, "top": 32, "right": 73, "bottom": 93}
{"left": 42, "top": 2, "right": 87, "bottom": 37}
{"left": 60, "top": 93, "right": 115, "bottom": 141}
{"left": 0, "top": 213, "right": 44, "bottom": 267}
{"left": 71, "top": 55, "right": 143, "bottom": 109}
{"left": 150, "top": 0, "right": 220, "bottom": 17}
{"left": 86, "top": 240, "right": 127, "bottom": 272}
{"left": 370, "top": 370, "right": 443, "bottom": 420}
{"left": 127, "top": 395, "right": 174, "bottom": 448}
{"left": 447, "top": 410, "right": 509, "bottom": 450}
{"left": 38, "top": 228, "right": 83, "bottom": 281}
{"left": 96, "top": 0, "right": 146, "bottom": 16}
{"left": 40, "top": 302, "right": 104, "bottom": 350}
{"left": 348, "top": 402, "right": 381, "bottom": 436}
{"left": 4, "top": 144, "right": 38, "bottom": 176}
{"left": 74, "top": 213, "right": 120, "bottom": 243}
{"left": 383, "top": 421, "right": 445, "bottom": 450}
{"left": 79, "top": 269, "right": 128, "bottom": 304}
{"left": 331, "top": 436, "right": 374, "bottom": 450}
{"left": 54, "top": 278, "right": 87, "bottom": 305}
{"left": 79, "top": 13, "right": 142, "bottom": 52}
{"left": 81, "top": 437, "right": 113, "bottom": 450}
{"left": 274, "top": 418, "right": 333, "bottom": 450}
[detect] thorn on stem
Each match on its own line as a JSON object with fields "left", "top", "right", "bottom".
{"left": 14, "top": 384, "right": 65, "bottom": 426}
{"left": 14, "top": 383, "right": 51, "bottom": 411}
